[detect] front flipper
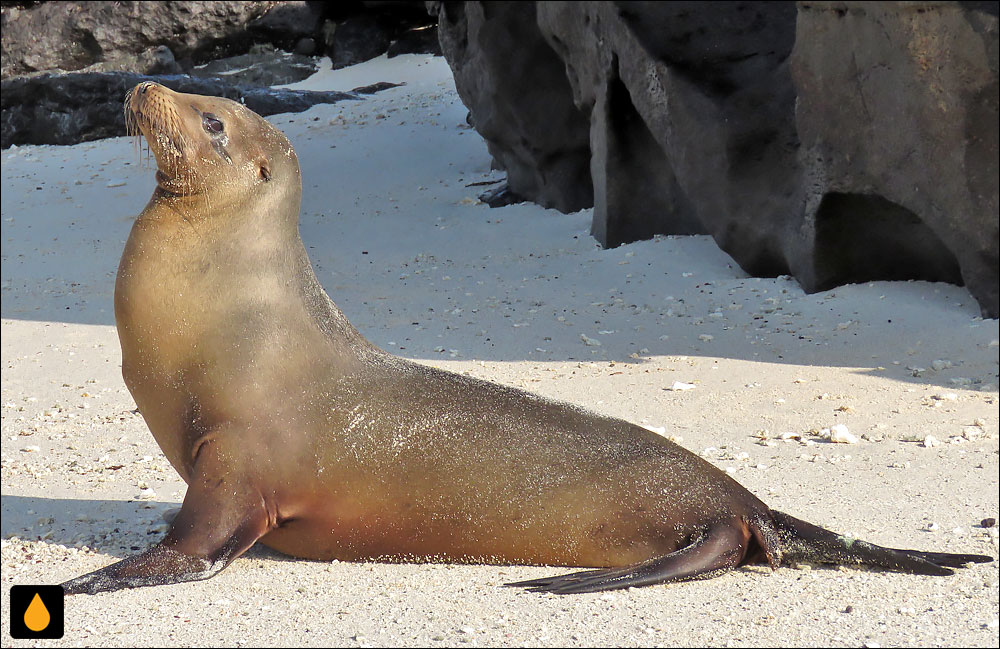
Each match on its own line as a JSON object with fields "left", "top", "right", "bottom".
{"left": 507, "top": 518, "right": 752, "bottom": 594}
{"left": 61, "top": 440, "right": 273, "bottom": 595}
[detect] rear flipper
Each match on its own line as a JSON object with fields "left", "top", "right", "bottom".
{"left": 507, "top": 510, "right": 994, "bottom": 594}
{"left": 769, "top": 510, "right": 994, "bottom": 576}
{"left": 507, "top": 517, "right": 754, "bottom": 594}
{"left": 61, "top": 440, "right": 273, "bottom": 595}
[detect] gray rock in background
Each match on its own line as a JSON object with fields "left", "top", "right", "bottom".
{"left": 0, "top": 72, "right": 370, "bottom": 148}
{"left": 0, "top": 1, "right": 269, "bottom": 77}
{"left": 0, "top": 1, "right": 437, "bottom": 149}
{"left": 432, "top": 1, "right": 999, "bottom": 318}
{"left": 539, "top": 1, "right": 797, "bottom": 253}
{"left": 791, "top": 1, "right": 998, "bottom": 317}
{"left": 325, "top": 14, "right": 392, "bottom": 69}
{"left": 190, "top": 46, "right": 320, "bottom": 86}
{"left": 430, "top": 1, "right": 593, "bottom": 213}
{"left": 1, "top": 1, "right": 441, "bottom": 78}
{"left": 247, "top": 0, "right": 324, "bottom": 53}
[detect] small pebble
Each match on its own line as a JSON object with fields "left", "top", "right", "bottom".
{"left": 962, "top": 426, "right": 983, "bottom": 439}
{"left": 828, "top": 424, "right": 859, "bottom": 444}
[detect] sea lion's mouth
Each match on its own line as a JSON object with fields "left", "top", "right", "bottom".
{"left": 154, "top": 169, "right": 176, "bottom": 190}
{"left": 152, "top": 166, "right": 197, "bottom": 198}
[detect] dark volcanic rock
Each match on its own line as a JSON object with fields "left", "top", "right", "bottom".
{"left": 135, "top": 45, "right": 184, "bottom": 76}
{"left": 387, "top": 24, "right": 443, "bottom": 57}
{"left": 0, "top": 72, "right": 364, "bottom": 148}
{"left": 247, "top": 0, "right": 323, "bottom": 51}
{"left": 432, "top": 1, "right": 1000, "bottom": 317}
{"left": 295, "top": 37, "right": 318, "bottom": 56}
{"left": 2, "top": 1, "right": 441, "bottom": 79}
{"left": 791, "top": 1, "right": 999, "bottom": 317}
{"left": 190, "top": 46, "right": 320, "bottom": 86}
{"left": 537, "top": 2, "right": 802, "bottom": 249}
{"left": 478, "top": 182, "right": 526, "bottom": 207}
{"left": 350, "top": 81, "right": 406, "bottom": 95}
{"left": 1, "top": 1, "right": 269, "bottom": 77}
{"left": 325, "top": 14, "right": 393, "bottom": 69}
{"left": 1, "top": 2, "right": 430, "bottom": 149}
{"left": 321, "top": 3, "right": 441, "bottom": 66}
{"left": 432, "top": 1, "right": 593, "bottom": 213}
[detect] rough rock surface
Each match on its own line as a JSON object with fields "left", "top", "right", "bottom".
{"left": 1, "top": 1, "right": 441, "bottom": 79}
{"left": 246, "top": 0, "right": 324, "bottom": 53}
{"left": 540, "top": 1, "right": 798, "bottom": 252}
{"left": 0, "top": 1, "right": 269, "bottom": 77}
{"left": 388, "top": 24, "right": 444, "bottom": 58}
{"left": 321, "top": 2, "right": 440, "bottom": 67}
{"left": 432, "top": 1, "right": 999, "bottom": 317}
{"left": 1, "top": 1, "right": 437, "bottom": 148}
{"left": 791, "top": 1, "right": 998, "bottom": 318}
{"left": 431, "top": 2, "right": 593, "bottom": 213}
{"left": 190, "top": 46, "right": 320, "bottom": 87}
{"left": 325, "top": 14, "right": 394, "bottom": 69}
{"left": 0, "top": 72, "right": 367, "bottom": 148}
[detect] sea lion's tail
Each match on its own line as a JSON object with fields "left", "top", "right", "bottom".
{"left": 765, "top": 510, "right": 993, "bottom": 575}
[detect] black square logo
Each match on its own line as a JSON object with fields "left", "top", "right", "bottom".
{"left": 9, "top": 585, "right": 64, "bottom": 639}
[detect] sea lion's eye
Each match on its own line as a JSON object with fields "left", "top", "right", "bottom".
{"left": 202, "top": 114, "right": 224, "bottom": 134}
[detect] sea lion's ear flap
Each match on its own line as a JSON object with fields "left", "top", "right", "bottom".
{"left": 258, "top": 158, "right": 272, "bottom": 182}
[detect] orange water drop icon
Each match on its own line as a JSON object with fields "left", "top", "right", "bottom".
{"left": 24, "top": 592, "right": 51, "bottom": 632}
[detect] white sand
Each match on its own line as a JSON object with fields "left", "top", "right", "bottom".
{"left": 2, "top": 54, "right": 997, "bottom": 647}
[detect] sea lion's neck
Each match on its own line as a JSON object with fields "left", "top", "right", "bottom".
{"left": 146, "top": 186, "right": 300, "bottom": 237}
{"left": 115, "top": 196, "right": 379, "bottom": 381}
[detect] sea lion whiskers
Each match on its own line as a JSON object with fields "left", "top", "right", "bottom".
{"left": 123, "top": 87, "right": 152, "bottom": 171}
{"left": 123, "top": 87, "right": 139, "bottom": 139}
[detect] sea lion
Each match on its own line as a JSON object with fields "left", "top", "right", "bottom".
{"left": 60, "top": 83, "right": 991, "bottom": 595}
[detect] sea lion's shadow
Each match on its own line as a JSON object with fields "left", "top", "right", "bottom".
{"left": 1, "top": 494, "right": 295, "bottom": 563}
{"left": 5, "top": 494, "right": 975, "bottom": 584}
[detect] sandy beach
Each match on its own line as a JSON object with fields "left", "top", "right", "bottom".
{"left": 2, "top": 53, "right": 998, "bottom": 647}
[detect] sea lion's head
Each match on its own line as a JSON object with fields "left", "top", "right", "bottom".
{"left": 125, "top": 82, "right": 300, "bottom": 202}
